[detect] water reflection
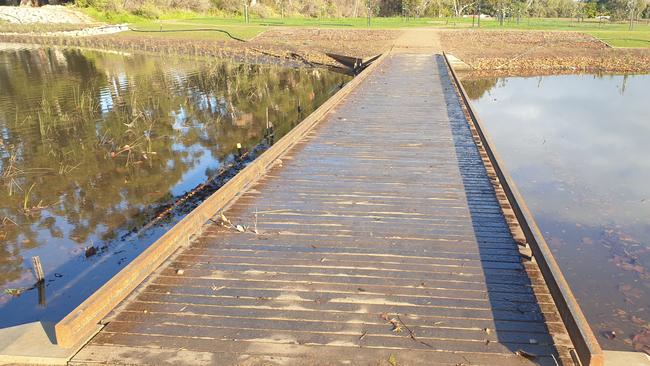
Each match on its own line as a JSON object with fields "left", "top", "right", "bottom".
{"left": 0, "top": 47, "right": 350, "bottom": 326}
{"left": 463, "top": 74, "right": 650, "bottom": 352}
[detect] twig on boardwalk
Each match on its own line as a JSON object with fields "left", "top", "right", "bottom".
{"left": 394, "top": 314, "right": 435, "bottom": 349}
{"left": 359, "top": 330, "right": 367, "bottom": 341}
{"left": 381, "top": 313, "right": 435, "bottom": 349}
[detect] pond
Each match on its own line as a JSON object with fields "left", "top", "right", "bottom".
{"left": 462, "top": 73, "right": 650, "bottom": 353}
{"left": 0, "top": 46, "right": 350, "bottom": 327}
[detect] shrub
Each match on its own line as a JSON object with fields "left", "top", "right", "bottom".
{"left": 249, "top": 3, "right": 276, "bottom": 18}
{"left": 133, "top": 2, "right": 162, "bottom": 18}
{"left": 170, "top": 0, "right": 211, "bottom": 12}
{"left": 210, "top": 0, "right": 241, "bottom": 13}
{"left": 103, "top": 0, "right": 123, "bottom": 13}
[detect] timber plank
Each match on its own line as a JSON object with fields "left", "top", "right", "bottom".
{"left": 73, "top": 54, "right": 576, "bottom": 365}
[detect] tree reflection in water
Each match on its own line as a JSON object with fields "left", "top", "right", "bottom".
{"left": 0, "top": 47, "right": 350, "bottom": 325}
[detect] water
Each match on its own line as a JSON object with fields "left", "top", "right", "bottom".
{"left": 0, "top": 46, "right": 350, "bottom": 326}
{"left": 462, "top": 74, "right": 650, "bottom": 352}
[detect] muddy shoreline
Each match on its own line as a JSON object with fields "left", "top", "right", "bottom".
{"left": 2, "top": 27, "right": 649, "bottom": 75}
{"left": 440, "top": 29, "right": 650, "bottom": 76}
{"left": 0, "top": 28, "right": 397, "bottom": 69}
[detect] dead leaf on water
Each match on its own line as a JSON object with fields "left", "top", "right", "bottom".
{"left": 632, "top": 329, "right": 650, "bottom": 355}
{"left": 3, "top": 288, "right": 24, "bottom": 296}
{"left": 580, "top": 237, "right": 594, "bottom": 245}
{"left": 630, "top": 315, "right": 647, "bottom": 326}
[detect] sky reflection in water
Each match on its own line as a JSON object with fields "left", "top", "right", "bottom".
{"left": 463, "top": 74, "right": 650, "bottom": 352}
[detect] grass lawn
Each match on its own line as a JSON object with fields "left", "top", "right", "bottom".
{"left": 586, "top": 29, "right": 650, "bottom": 47}
{"left": 120, "top": 16, "right": 650, "bottom": 47}
{"left": 28, "top": 8, "right": 647, "bottom": 48}
{"left": 127, "top": 21, "right": 266, "bottom": 41}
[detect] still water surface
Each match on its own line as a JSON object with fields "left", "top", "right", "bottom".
{"left": 463, "top": 74, "right": 650, "bottom": 352}
{"left": 0, "top": 46, "right": 349, "bottom": 326}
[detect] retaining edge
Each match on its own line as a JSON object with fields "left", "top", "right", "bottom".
{"left": 443, "top": 52, "right": 603, "bottom": 366}
{"left": 54, "top": 53, "right": 388, "bottom": 348}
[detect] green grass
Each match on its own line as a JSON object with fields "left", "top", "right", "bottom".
{"left": 124, "top": 21, "right": 266, "bottom": 41}
{"left": 180, "top": 16, "right": 457, "bottom": 29}
{"left": 22, "top": 8, "right": 647, "bottom": 48}
{"left": 132, "top": 16, "right": 650, "bottom": 47}
{"left": 77, "top": 6, "right": 147, "bottom": 24}
{"left": 587, "top": 29, "right": 650, "bottom": 47}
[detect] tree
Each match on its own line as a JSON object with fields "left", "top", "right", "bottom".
{"left": 627, "top": 0, "right": 647, "bottom": 28}
{"left": 452, "top": 0, "right": 475, "bottom": 16}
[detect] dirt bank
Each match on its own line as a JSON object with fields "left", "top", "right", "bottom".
{"left": 0, "top": 28, "right": 400, "bottom": 68}
{"left": 440, "top": 29, "right": 650, "bottom": 76}
{"left": 1, "top": 26, "right": 649, "bottom": 74}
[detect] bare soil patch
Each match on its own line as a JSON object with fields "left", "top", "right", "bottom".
{"left": 441, "top": 30, "right": 650, "bottom": 75}
{"left": 0, "top": 28, "right": 401, "bottom": 67}
{"left": 251, "top": 28, "right": 399, "bottom": 62}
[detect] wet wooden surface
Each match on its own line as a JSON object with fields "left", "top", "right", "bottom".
{"left": 72, "top": 54, "right": 575, "bottom": 365}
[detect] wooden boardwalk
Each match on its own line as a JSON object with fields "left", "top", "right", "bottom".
{"left": 72, "top": 54, "right": 578, "bottom": 365}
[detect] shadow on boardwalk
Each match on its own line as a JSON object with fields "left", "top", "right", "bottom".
{"left": 437, "top": 55, "right": 561, "bottom": 360}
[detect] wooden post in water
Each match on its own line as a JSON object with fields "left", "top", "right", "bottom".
{"left": 31, "top": 256, "right": 44, "bottom": 283}
{"left": 37, "top": 281, "right": 46, "bottom": 307}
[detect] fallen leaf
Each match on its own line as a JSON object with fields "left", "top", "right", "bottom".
{"left": 3, "top": 288, "right": 24, "bottom": 296}
{"left": 389, "top": 318, "right": 403, "bottom": 333}
{"left": 580, "top": 237, "right": 594, "bottom": 245}
{"left": 388, "top": 354, "right": 397, "bottom": 366}
{"left": 515, "top": 349, "right": 537, "bottom": 360}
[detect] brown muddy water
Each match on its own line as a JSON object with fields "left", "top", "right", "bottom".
{"left": 0, "top": 46, "right": 350, "bottom": 327}
{"left": 462, "top": 74, "right": 650, "bottom": 353}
